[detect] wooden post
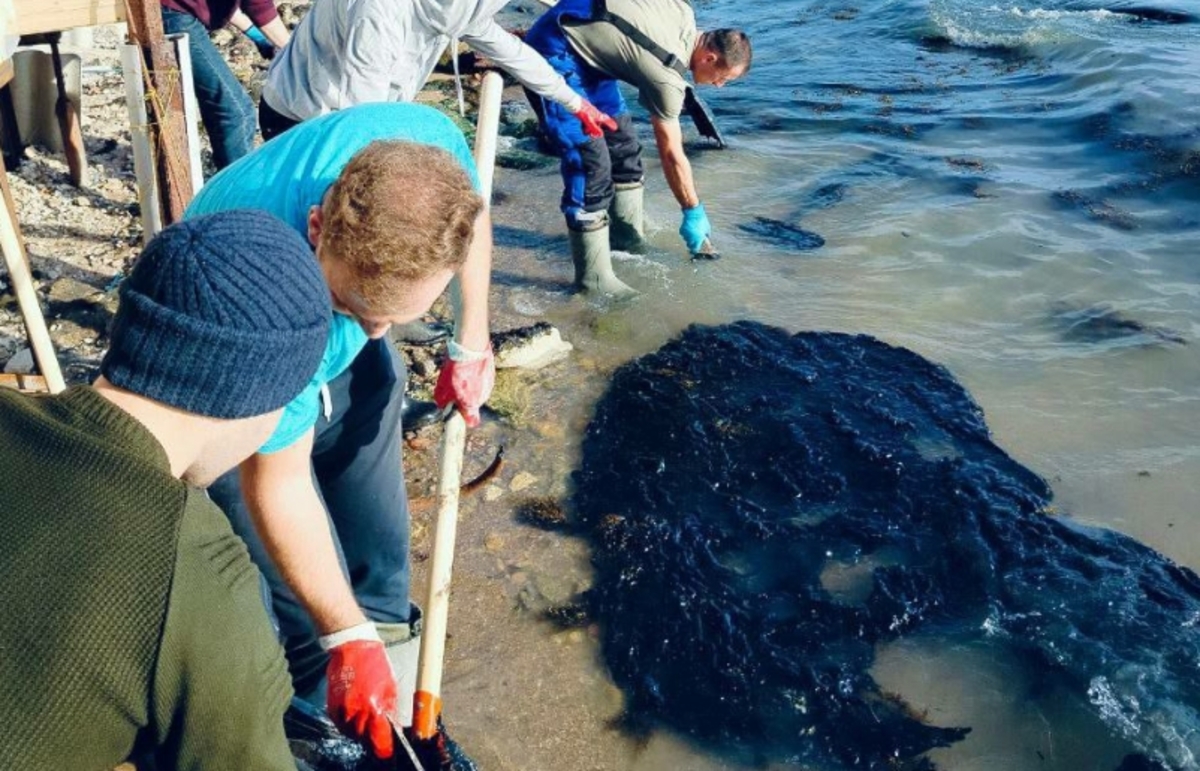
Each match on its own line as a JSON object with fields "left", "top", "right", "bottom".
{"left": 0, "top": 166, "right": 66, "bottom": 393}
{"left": 10, "top": 0, "right": 125, "bottom": 36}
{"left": 122, "top": 0, "right": 193, "bottom": 224}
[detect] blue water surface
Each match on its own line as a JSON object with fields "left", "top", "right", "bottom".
{"left": 492, "top": 2, "right": 1200, "bottom": 767}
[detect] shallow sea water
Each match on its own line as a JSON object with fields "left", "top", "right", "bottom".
{"left": 439, "top": 2, "right": 1200, "bottom": 769}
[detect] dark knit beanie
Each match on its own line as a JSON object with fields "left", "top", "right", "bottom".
{"left": 101, "top": 210, "right": 331, "bottom": 419}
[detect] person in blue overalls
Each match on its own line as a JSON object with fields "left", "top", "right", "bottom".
{"left": 525, "top": 0, "right": 751, "bottom": 297}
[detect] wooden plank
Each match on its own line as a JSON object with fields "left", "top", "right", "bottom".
{"left": 0, "top": 373, "right": 51, "bottom": 393}
{"left": 12, "top": 0, "right": 126, "bottom": 36}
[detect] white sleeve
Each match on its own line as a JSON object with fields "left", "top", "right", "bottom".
{"left": 338, "top": 3, "right": 402, "bottom": 108}
{"left": 462, "top": 20, "right": 582, "bottom": 110}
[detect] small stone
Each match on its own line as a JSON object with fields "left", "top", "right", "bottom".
{"left": 494, "top": 321, "right": 573, "bottom": 369}
{"left": 516, "top": 497, "right": 566, "bottom": 529}
{"left": 48, "top": 277, "right": 98, "bottom": 304}
{"left": 484, "top": 484, "right": 504, "bottom": 502}
{"left": 411, "top": 357, "right": 436, "bottom": 378}
{"left": 509, "top": 471, "right": 537, "bottom": 492}
{"left": 3, "top": 347, "right": 35, "bottom": 374}
{"left": 484, "top": 533, "right": 504, "bottom": 553}
{"left": 74, "top": 196, "right": 90, "bottom": 207}
{"left": 509, "top": 571, "right": 527, "bottom": 586}
{"left": 568, "top": 630, "right": 585, "bottom": 644}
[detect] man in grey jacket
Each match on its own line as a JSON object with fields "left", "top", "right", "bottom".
{"left": 259, "top": 0, "right": 615, "bottom": 141}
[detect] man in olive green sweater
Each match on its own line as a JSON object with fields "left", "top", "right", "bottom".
{"left": 0, "top": 210, "right": 331, "bottom": 770}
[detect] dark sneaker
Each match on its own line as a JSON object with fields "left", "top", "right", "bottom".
{"left": 392, "top": 320, "right": 452, "bottom": 346}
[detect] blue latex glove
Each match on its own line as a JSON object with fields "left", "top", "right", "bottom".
{"left": 679, "top": 203, "right": 712, "bottom": 254}
{"left": 244, "top": 26, "right": 275, "bottom": 59}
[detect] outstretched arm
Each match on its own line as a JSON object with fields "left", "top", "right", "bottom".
{"left": 240, "top": 433, "right": 399, "bottom": 759}
{"left": 464, "top": 21, "right": 616, "bottom": 137}
{"left": 439, "top": 208, "right": 496, "bottom": 428}
{"left": 652, "top": 115, "right": 713, "bottom": 252}
{"left": 463, "top": 21, "right": 580, "bottom": 108}
{"left": 233, "top": 3, "right": 290, "bottom": 48}
{"left": 449, "top": 207, "right": 493, "bottom": 355}
{"left": 651, "top": 115, "right": 700, "bottom": 208}
{"left": 240, "top": 431, "right": 365, "bottom": 634}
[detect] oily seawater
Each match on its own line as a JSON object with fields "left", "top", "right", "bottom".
{"left": 571, "top": 322, "right": 1200, "bottom": 770}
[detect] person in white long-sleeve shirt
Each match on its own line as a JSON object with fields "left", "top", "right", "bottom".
{"left": 259, "top": 0, "right": 616, "bottom": 141}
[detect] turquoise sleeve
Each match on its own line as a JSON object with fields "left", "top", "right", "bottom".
{"left": 258, "top": 384, "right": 321, "bottom": 454}
{"left": 258, "top": 313, "right": 369, "bottom": 454}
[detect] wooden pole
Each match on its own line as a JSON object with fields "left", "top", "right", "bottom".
{"left": 0, "top": 167, "right": 66, "bottom": 393}
{"left": 411, "top": 70, "right": 504, "bottom": 742}
{"left": 122, "top": 0, "right": 193, "bottom": 224}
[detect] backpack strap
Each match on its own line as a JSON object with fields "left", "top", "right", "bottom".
{"left": 562, "top": 0, "right": 691, "bottom": 79}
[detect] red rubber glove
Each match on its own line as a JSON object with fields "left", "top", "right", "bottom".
{"left": 434, "top": 342, "right": 495, "bottom": 428}
{"left": 326, "top": 640, "right": 398, "bottom": 760}
{"left": 572, "top": 99, "right": 618, "bottom": 139}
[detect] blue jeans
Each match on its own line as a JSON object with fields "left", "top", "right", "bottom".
{"left": 161, "top": 8, "right": 257, "bottom": 169}
{"left": 524, "top": 0, "right": 644, "bottom": 223}
{"left": 208, "top": 338, "right": 413, "bottom": 696}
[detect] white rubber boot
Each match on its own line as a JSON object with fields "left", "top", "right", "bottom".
{"left": 568, "top": 218, "right": 638, "bottom": 298}
{"left": 609, "top": 182, "right": 648, "bottom": 254}
{"left": 378, "top": 608, "right": 422, "bottom": 727}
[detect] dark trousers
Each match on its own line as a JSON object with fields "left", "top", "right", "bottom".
{"left": 161, "top": 8, "right": 257, "bottom": 169}
{"left": 259, "top": 96, "right": 301, "bottom": 142}
{"left": 208, "top": 338, "right": 413, "bottom": 695}
{"left": 524, "top": 0, "right": 644, "bottom": 224}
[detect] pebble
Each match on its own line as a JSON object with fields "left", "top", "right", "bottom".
{"left": 48, "top": 277, "right": 98, "bottom": 304}
{"left": 3, "top": 347, "right": 34, "bottom": 374}
{"left": 509, "top": 471, "right": 537, "bottom": 492}
{"left": 484, "top": 484, "right": 504, "bottom": 502}
{"left": 411, "top": 356, "right": 436, "bottom": 378}
{"left": 484, "top": 533, "right": 504, "bottom": 553}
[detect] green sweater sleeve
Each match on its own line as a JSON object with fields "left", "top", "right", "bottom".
{"left": 150, "top": 488, "right": 297, "bottom": 770}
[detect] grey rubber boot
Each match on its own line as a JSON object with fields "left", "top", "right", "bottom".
{"left": 608, "top": 182, "right": 648, "bottom": 254}
{"left": 568, "top": 217, "right": 638, "bottom": 298}
{"left": 378, "top": 608, "right": 423, "bottom": 727}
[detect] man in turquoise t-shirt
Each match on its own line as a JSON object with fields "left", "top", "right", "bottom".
{"left": 187, "top": 102, "right": 492, "bottom": 761}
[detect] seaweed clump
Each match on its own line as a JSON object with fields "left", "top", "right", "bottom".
{"left": 573, "top": 321, "right": 1200, "bottom": 769}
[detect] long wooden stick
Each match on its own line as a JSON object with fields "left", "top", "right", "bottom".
{"left": 0, "top": 169, "right": 65, "bottom": 393}
{"left": 411, "top": 70, "right": 504, "bottom": 742}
